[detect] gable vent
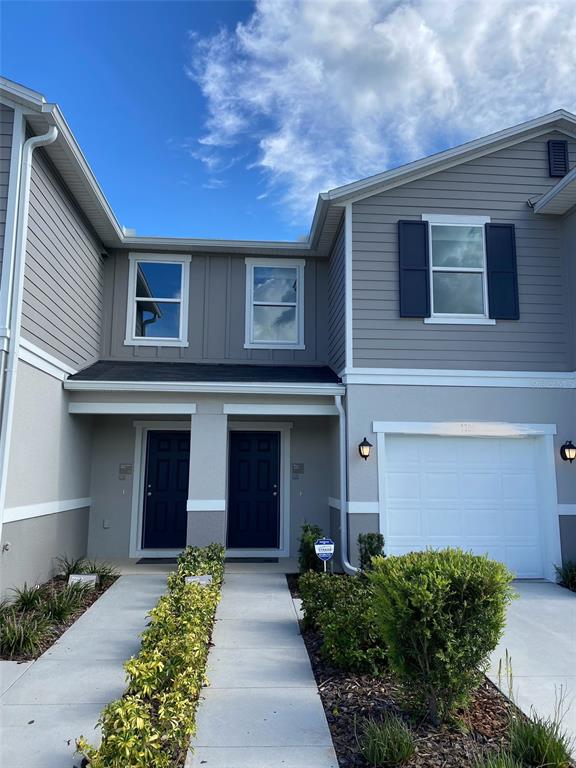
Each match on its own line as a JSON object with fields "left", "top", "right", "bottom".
{"left": 548, "top": 140, "right": 569, "bottom": 177}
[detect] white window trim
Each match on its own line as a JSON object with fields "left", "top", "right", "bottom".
{"left": 124, "top": 253, "right": 191, "bottom": 347}
{"left": 421, "top": 214, "right": 494, "bottom": 325}
{"left": 244, "top": 258, "right": 305, "bottom": 350}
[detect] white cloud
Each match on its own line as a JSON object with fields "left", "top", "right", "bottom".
{"left": 189, "top": 0, "right": 576, "bottom": 220}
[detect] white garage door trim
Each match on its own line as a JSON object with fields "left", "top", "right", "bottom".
{"left": 372, "top": 421, "right": 560, "bottom": 582}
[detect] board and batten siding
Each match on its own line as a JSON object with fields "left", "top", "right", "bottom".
{"left": 351, "top": 131, "right": 576, "bottom": 371}
{"left": 0, "top": 104, "right": 14, "bottom": 281}
{"left": 327, "top": 220, "right": 345, "bottom": 373}
{"left": 101, "top": 252, "right": 329, "bottom": 365}
{"left": 21, "top": 148, "right": 104, "bottom": 369}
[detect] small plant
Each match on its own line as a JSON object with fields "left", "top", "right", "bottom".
{"left": 369, "top": 548, "right": 515, "bottom": 724}
{"left": 509, "top": 708, "right": 574, "bottom": 768}
{"left": 358, "top": 532, "right": 385, "bottom": 572}
{"left": 555, "top": 560, "right": 576, "bottom": 592}
{"left": 473, "top": 751, "right": 521, "bottom": 768}
{"left": 298, "top": 522, "right": 323, "bottom": 573}
{"left": 358, "top": 714, "right": 415, "bottom": 766}
{"left": 0, "top": 609, "right": 51, "bottom": 658}
{"left": 10, "top": 582, "right": 50, "bottom": 613}
{"left": 83, "top": 559, "right": 120, "bottom": 583}
{"left": 55, "top": 555, "right": 88, "bottom": 579}
{"left": 43, "top": 584, "right": 89, "bottom": 623}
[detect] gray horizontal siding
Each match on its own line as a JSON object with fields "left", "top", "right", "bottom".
{"left": 22, "top": 148, "right": 104, "bottom": 368}
{"left": 0, "top": 104, "right": 14, "bottom": 281}
{"left": 352, "top": 131, "right": 576, "bottom": 371}
{"left": 328, "top": 221, "right": 345, "bottom": 372}
{"left": 102, "top": 252, "right": 329, "bottom": 365}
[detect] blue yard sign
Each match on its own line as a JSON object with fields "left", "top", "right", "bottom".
{"left": 314, "top": 538, "right": 335, "bottom": 562}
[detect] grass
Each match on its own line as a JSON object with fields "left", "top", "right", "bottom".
{"left": 358, "top": 714, "right": 416, "bottom": 766}
{"left": 10, "top": 583, "right": 50, "bottom": 613}
{"left": 56, "top": 555, "right": 119, "bottom": 583}
{"left": 555, "top": 560, "right": 576, "bottom": 592}
{"left": 42, "top": 584, "right": 90, "bottom": 623}
{"left": 474, "top": 752, "right": 522, "bottom": 768}
{"left": 0, "top": 609, "right": 51, "bottom": 658}
{"left": 509, "top": 709, "right": 574, "bottom": 768}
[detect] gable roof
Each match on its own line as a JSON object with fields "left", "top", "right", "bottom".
{"left": 532, "top": 164, "right": 576, "bottom": 215}
{"left": 2, "top": 76, "right": 575, "bottom": 253}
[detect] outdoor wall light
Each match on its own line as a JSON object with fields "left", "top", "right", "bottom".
{"left": 358, "top": 437, "right": 373, "bottom": 460}
{"left": 560, "top": 440, "right": 576, "bottom": 463}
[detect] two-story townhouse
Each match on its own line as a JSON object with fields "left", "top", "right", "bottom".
{"left": 0, "top": 76, "right": 574, "bottom": 595}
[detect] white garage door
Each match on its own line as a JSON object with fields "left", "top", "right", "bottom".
{"left": 384, "top": 435, "right": 544, "bottom": 578}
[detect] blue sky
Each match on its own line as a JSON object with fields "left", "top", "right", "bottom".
{"left": 1, "top": 1, "right": 575, "bottom": 242}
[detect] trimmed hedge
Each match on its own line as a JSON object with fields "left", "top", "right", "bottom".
{"left": 77, "top": 544, "right": 225, "bottom": 767}
{"left": 298, "top": 523, "right": 324, "bottom": 573}
{"left": 369, "top": 548, "right": 515, "bottom": 724}
{"left": 299, "top": 571, "right": 387, "bottom": 673}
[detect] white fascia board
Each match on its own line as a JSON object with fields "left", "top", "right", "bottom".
{"left": 324, "top": 112, "right": 576, "bottom": 205}
{"left": 533, "top": 166, "right": 576, "bottom": 214}
{"left": 342, "top": 368, "right": 576, "bottom": 389}
{"left": 223, "top": 403, "right": 339, "bottom": 416}
{"left": 372, "top": 420, "right": 557, "bottom": 437}
{"left": 18, "top": 338, "right": 78, "bottom": 380}
{"left": 64, "top": 380, "right": 345, "bottom": 396}
{"left": 69, "top": 402, "right": 197, "bottom": 415}
{"left": 0, "top": 78, "right": 46, "bottom": 108}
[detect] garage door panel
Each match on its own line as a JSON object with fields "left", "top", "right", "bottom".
{"left": 383, "top": 435, "right": 544, "bottom": 578}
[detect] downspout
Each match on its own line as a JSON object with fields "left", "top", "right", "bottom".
{"left": 335, "top": 394, "right": 357, "bottom": 575}
{"left": 0, "top": 125, "right": 58, "bottom": 547}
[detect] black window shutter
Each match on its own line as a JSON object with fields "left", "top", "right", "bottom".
{"left": 398, "top": 220, "right": 430, "bottom": 317}
{"left": 548, "top": 140, "right": 569, "bottom": 177}
{"left": 485, "top": 223, "right": 519, "bottom": 320}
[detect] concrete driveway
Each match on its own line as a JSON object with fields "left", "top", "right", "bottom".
{"left": 488, "top": 581, "right": 576, "bottom": 753}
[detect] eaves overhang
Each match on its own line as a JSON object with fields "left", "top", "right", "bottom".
{"left": 532, "top": 165, "right": 576, "bottom": 215}
{"left": 64, "top": 379, "right": 345, "bottom": 396}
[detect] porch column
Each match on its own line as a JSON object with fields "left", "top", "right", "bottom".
{"left": 186, "top": 413, "right": 228, "bottom": 547}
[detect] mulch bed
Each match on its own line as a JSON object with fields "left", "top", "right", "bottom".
{"left": 288, "top": 574, "right": 518, "bottom": 767}
{"left": 1, "top": 574, "right": 118, "bottom": 662}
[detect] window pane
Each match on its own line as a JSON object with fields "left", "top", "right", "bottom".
{"left": 253, "top": 267, "right": 297, "bottom": 303}
{"left": 253, "top": 305, "right": 297, "bottom": 343}
{"left": 136, "top": 262, "right": 182, "bottom": 299}
{"left": 431, "top": 226, "right": 484, "bottom": 268}
{"left": 433, "top": 272, "right": 484, "bottom": 315}
{"left": 135, "top": 301, "right": 181, "bottom": 338}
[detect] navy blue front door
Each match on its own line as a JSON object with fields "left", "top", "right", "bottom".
{"left": 227, "top": 431, "right": 280, "bottom": 549}
{"left": 142, "top": 431, "right": 190, "bottom": 549}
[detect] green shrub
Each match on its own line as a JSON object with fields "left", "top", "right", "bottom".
{"left": 42, "top": 584, "right": 88, "bottom": 623}
{"left": 473, "top": 752, "right": 521, "bottom": 768}
{"left": 77, "top": 544, "right": 225, "bottom": 768}
{"left": 10, "top": 582, "right": 50, "bottom": 613}
{"left": 555, "top": 560, "right": 576, "bottom": 592}
{"left": 55, "top": 555, "right": 89, "bottom": 579}
{"left": 358, "top": 532, "right": 385, "bottom": 572}
{"left": 299, "top": 572, "right": 386, "bottom": 673}
{"left": 298, "top": 523, "right": 323, "bottom": 573}
{"left": 358, "top": 714, "right": 415, "bottom": 766}
{"left": 83, "top": 559, "right": 120, "bottom": 583}
{"left": 509, "top": 710, "right": 574, "bottom": 768}
{"left": 369, "top": 548, "right": 515, "bottom": 724}
{"left": 0, "top": 609, "right": 51, "bottom": 658}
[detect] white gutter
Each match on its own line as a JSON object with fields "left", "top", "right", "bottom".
{"left": 335, "top": 394, "right": 357, "bottom": 575}
{"left": 0, "top": 125, "right": 58, "bottom": 544}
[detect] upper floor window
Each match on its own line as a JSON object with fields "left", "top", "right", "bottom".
{"left": 423, "top": 214, "right": 493, "bottom": 325}
{"left": 244, "top": 258, "right": 305, "bottom": 349}
{"left": 125, "top": 253, "right": 191, "bottom": 346}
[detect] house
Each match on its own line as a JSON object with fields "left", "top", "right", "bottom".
{"left": 0, "top": 76, "right": 574, "bottom": 595}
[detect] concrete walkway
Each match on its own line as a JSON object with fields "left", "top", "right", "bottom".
{"left": 187, "top": 568, "right": 338, "bottom": 768}
{"left": 0, "top": 574, "right": 167, "bottom": 768}
{"left": 488, "top": 581, "right": 576, "bottom": 754}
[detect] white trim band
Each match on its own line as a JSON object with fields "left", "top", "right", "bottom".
{"left": 18, "top": 338, "right": 78, "bottom": 381}
{"left": 223, "top": 403, "right": 338, "bottom": 416}
{"left": 64, "top": 380, "right": 345, "bottom": 396}
{"left": 4, "top": 497, "right": 91, "bottom": 523}
{"left": 69, "top": 402, "right": 197, "bottom": 415}
{"left": 372, "top": 421, "right": 557, "bottom": 437}
{"left": 559, "top": 504, "right": 576, "bottom": 516}
{"left": 342, "top": 368, "right": 576, "bottom": 389}
{"left": 327, "top": 498, "right": 379, "bottom": 515}
{"left": 186, "top": 499, "right": 226, "bottom": 512}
